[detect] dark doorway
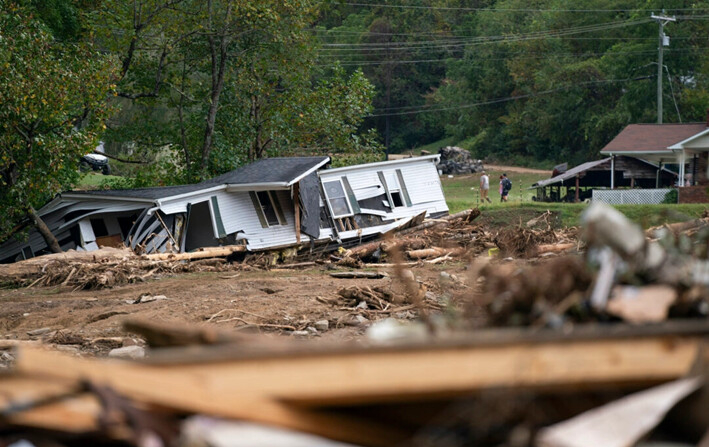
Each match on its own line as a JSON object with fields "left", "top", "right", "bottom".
{"left": 184, "top": 201, "right": 220, "bottom": 252}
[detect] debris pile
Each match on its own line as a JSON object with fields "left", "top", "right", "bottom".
{"left": 0, "top": 204, "right": 708, "bottom": 447}
{"left": 338, "top": 208, "right": 577, "bottom": 266}
{"left": 467, "top": 203, "right": 709, "bottom": 329}
{"left": 436, "top": 146, "right": 484, "bottom": 174}
{"left": 0, "top": 321, "right": 706, "bottom": 447}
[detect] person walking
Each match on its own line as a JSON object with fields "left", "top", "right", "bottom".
{"left": 498, "top": 175, "right": 505, "bottom": 202}
{"left": 479, "top": 171, "right": 491, "bottom": 203}
{"left": 501, "top": 173, "right": 512, "bottom": 202}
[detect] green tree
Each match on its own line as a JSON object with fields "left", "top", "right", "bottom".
{"left": 98, "top": 0, "right": 378, "bottom": 183}
{"left": 0, "top": 1, "right": 118, "bottom": 249}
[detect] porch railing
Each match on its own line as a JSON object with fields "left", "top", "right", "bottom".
{"left": 592, "top": 188, "right": 674, "bottom": 205}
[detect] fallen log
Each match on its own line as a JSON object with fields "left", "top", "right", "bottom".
{"left": 407, "top": 247, "right": 465, "bottom": 259}
{"left": 537, "top": 242, "right": 576, "bottom": 254}
{"left": 144, "top": 245, "right": 247, "bottom": 261}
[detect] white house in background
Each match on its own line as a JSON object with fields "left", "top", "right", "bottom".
{"left": 0, "top": 155, "right": 447, "bottom": 263}
{"left": 600, "top": 122, "right": 709, "bottom": 187}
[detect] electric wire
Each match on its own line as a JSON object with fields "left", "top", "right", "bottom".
{"left": 328, "top": 2, "right": 709, "bottom": 13}
{"left": 366, "top": 76, "right": 653, "bottom": 117}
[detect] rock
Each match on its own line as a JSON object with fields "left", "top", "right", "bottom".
{"left": 356, "top": 301, "right": 368, "bottom": 310}
{"left": 90, "top": 337, "right": 125, "bottom": 349}
{"left": 54, "top": 345, "right": 82, "bottom": 355}
{"left": 314, "top": 320, "right": 329, "bottom": 331}
{"left": 306, "top": 326, "right": 318, "bottom": 334}
{"left": 355, "top": 315, "right": 370, "bottom": 326}
{"left": 366, "top": 318, "right": 429, "bottom": 343}
{"left": 291, "top": 331, "right": 310, "bottom": 337}
{"left": 133, "top": 294, "right": 168, "bottom": 304}
{"left": 26, "top": 327, "right": 52, "bottom": 337}
{"left": 108, "top": 345, "right": 146, "bottom": 360}
{"left": 22, "top": 313, "right": 29, "bottom": 317}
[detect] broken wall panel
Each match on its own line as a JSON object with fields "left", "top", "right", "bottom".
{"left": 214, "top": 190, "right": 311, "bottom": 251}
{"left": 319, "top": 156, "right": 448, "bottom": 223}
{"left": 298, "top": 172, "right": 322, "bottom": 239}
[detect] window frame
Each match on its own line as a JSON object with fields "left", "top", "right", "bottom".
{"left": 250, "top": 190, "right": 287, "bottom": 228}
{"left": 322, "top": 178, "right": 354, "bottom": 218}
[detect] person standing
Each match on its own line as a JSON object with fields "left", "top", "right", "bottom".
{"left": 479, "top": 171, "right": 491, "bottom": 203}
{"left": 499, "top": 175, "right": 505, "bottom": 202}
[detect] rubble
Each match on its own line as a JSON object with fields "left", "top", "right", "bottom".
{"left": 436, "top": 146, "right": 484, "bottom": 174}
{"left": 0, "top": 205, "right": 707, "bottom": 447}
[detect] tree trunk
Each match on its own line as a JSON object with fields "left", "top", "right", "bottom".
{"left": 27, "top": 206, "right": 62, "bottom": 254}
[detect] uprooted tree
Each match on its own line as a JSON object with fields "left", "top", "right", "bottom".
{"left": 0, "top": 1, "right": 118, "bottom": 250}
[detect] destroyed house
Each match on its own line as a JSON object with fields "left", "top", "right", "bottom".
{"left": 0, "top": 155, "right": 447, "bottom": 263}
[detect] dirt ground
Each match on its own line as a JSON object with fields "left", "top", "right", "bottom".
{"left": 0, "top": 262, "right": 466, "bottom": 353}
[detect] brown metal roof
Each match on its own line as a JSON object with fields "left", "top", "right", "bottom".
{"left": 600, "top": 123, "right": 707, "bottom": 154}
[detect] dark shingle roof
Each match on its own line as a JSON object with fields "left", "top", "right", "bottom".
{"left": 206, "top": 156, "right": 329, "bottom": 185}
{"left": 600, "top": 123, "right": 707, "bottom": 154}
{"left": 67, "top": 156, "right": 330, "bottom": 201}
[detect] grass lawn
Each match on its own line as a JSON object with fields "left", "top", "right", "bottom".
{"left": 77, "top": 172, "right": 122, "bottom": 189}
{"left": 440, "top": 171, "right": 708, "bottom": 229}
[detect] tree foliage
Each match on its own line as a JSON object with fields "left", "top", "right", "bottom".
{"left": 97, "top": 0, "right": 379, "bottom": 183}
{"left": 319, "top": 0, "right": 709, "bottom": 165}
{"left": 0, "top": 0, "right": 118, "bottom": 242}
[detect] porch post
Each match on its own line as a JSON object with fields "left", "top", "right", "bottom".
{"left": 610, "top": 155, "right": 615, "bottom": 189}
{"left": 575, "top": 175, "right": 580, "bottom": 202}
{"left": 656, "top": 158, "right": 662, "bottom": 188}
{"left": 679, "top": 151, "right": 686, "bottom": 187}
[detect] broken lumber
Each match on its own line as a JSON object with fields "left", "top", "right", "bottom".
{"left": 329, "top": 271, "right": 389, "bottom": 279}
{"left": 144, "top": 245, "right": 246, "bottom": 261}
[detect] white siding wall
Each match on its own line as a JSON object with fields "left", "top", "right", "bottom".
{"left": 319, "top": 159, "right": 448, "bottom": 220}
{"left": 213, "top": 190, "right": 308, "bottom": 250}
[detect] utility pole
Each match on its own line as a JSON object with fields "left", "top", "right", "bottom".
{"left": 651, "top": 12, "right": 676, "bottom": 124}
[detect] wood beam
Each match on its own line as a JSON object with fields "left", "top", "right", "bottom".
{"left": 293, "top": 183, "right": 301, "bottom": 244}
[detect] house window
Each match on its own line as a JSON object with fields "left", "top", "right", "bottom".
{"left": 250, "top": 191, "right": 286, "bottom": 228}
{"left": 323, "top": 180, "right": 353, "bottom": 218}
{"left": 391, "top": 191, "right": 404, "bottom": 207}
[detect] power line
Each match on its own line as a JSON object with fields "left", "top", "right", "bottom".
{"left": 328, "top": 2, "right": 709, "bottom": 13}
{"left": 317, "top": 48, "right": 709, "bottom": 66}
{"left": 366, "top": 76, "right": 653, "bottom": 117}
{"left": 317, "top": 18, "right": 653, "bottom": 49}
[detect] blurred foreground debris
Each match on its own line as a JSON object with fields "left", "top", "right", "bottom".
{"left": 1, "top": 322, "right": 707, "bottom": 447}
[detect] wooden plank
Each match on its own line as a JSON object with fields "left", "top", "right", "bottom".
{"left": 15, "top": 336, "right": 703, "bottom": 410}
{"left": 0, "top": 375, "right": 99, "bottom": 433}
